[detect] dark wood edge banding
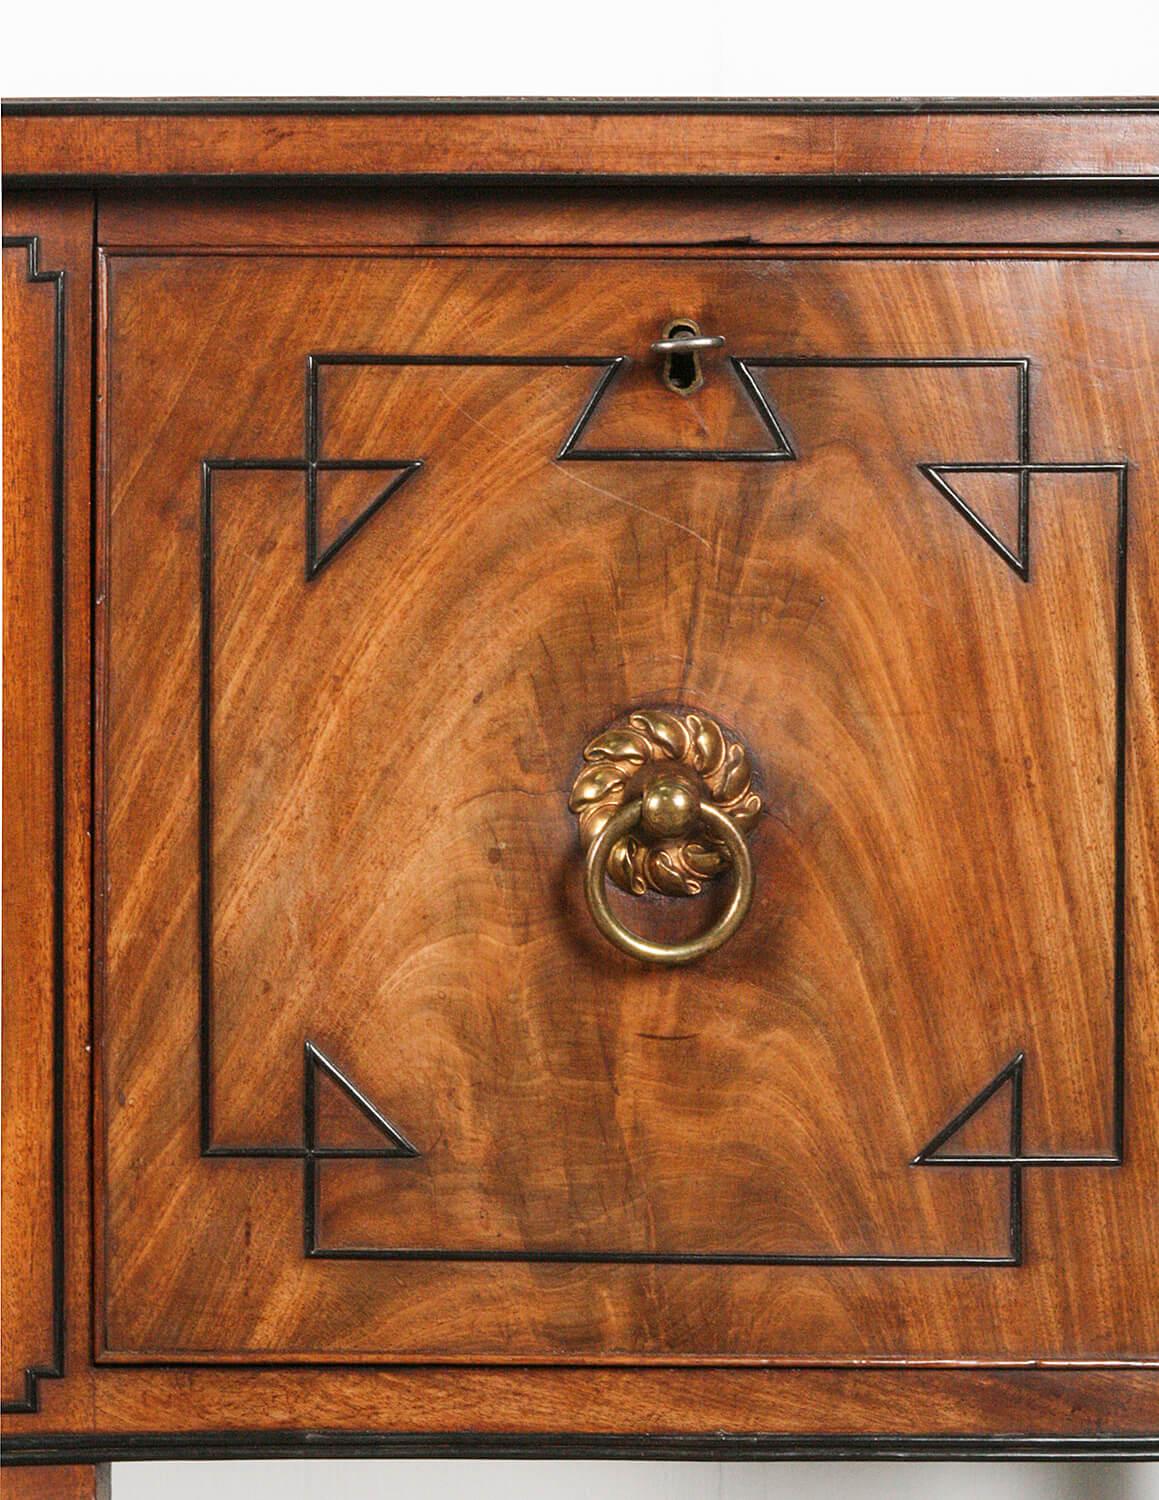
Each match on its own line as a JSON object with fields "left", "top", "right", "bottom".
{"left": 3, "top": 1431, "right": 1159, "bottom": 1464}
{"left": 4, "top": 97, "right": 1159, "bottom": 116}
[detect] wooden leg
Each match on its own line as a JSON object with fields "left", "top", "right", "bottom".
{"left": 1, "top": 1466, "right": 110, "bottom": 1500}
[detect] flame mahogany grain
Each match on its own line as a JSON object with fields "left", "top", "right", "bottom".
{"left": 3, "top": 108, "right": 1158, "bottom": 1466}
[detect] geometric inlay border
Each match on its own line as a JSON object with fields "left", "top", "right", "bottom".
{"left": 558, "top": 354, "right": 795, "bottom": 460}
{"left": 192, "top": 352, "right": 1127, "bottom": 1271}
{"left": 2, "top": 235, "right": 67, "bottom": 1416}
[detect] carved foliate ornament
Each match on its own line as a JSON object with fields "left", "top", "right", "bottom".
{"left": 568, "top": 709, "right": 761, "bottom": 897}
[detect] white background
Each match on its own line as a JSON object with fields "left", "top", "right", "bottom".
{"left": 4, "top": 0, "right": 1158, "bottom": 1494}
{"left": 2, "top": 0, "right": 1159, "bottom": 96}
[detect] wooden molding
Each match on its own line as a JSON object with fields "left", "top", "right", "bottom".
{"left": 4, "top": 100, "right": 1159, "bottom": 181}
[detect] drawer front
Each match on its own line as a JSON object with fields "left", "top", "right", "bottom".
{"left": 97, "top": 249, "right": 1157, "bottom": 1366}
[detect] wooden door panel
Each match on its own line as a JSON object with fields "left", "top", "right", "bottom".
{"left": 97, "top": 253, "right": 1156, "bottom": 1364}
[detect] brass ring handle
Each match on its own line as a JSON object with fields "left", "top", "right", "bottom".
{"left": 650, "top": 332, "right": 726, "bottom": 354}
{"left": 583, "top": 785, "right": 755, "bottom": 966}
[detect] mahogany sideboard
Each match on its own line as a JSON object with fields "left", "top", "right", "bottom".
{"left": 3, "top": 100, "right": 1158, "bottom": 1489}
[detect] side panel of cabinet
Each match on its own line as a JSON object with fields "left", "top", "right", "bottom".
{"left": 2, "top": 195, "right": 94, "bottom": 1422}
{"left": 4, "top": 180, "right": 1159, "bottom": 1457}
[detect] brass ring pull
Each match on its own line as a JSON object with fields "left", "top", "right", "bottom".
{"left": 582, "top": 777, "right": 755, "bottom": 966}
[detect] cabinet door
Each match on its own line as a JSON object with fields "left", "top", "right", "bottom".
{"left": 97, "top": 249, "right": 1158, "bottom": 1367}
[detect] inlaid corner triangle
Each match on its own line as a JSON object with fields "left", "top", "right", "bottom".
{"left": 920, "top": 465, "right": 1027, "bottom": 578}
{"left": 308, "top": 462, "right": 422, "bottom": 578}
{"left": 912, "top": 1053, "right": 1024, "bottom": 1165}
{"left": 559, "top": 356, "right": 794, "bottom": 460}
{"left": 306, "top": 1042, "right": 420, "bottom": 1158}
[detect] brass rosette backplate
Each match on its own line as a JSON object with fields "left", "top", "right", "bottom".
{"left": 568, "top": 709, "right": 761, "bottom": 897}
